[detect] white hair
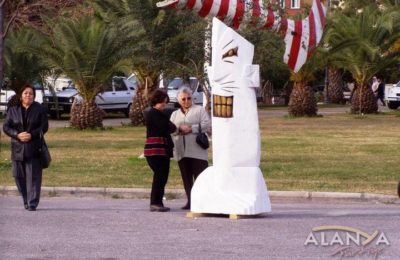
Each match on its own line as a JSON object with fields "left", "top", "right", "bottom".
{"left": 176, "top": 86, "right": 192, "bottom": 99}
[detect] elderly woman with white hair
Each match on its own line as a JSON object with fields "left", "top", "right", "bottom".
{"left": 170, "top": 86, "right": 211, "bottom": 210}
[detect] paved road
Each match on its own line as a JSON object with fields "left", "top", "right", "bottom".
{"left": 1, "top": 196, "right": 399, "bottom": 259}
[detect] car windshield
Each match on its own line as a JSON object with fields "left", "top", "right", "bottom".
{"left": 127, "top": 76, "right": 138, "bottom": 85}
{"left": 167, "top": 79, "right": 184, "bottom": 90}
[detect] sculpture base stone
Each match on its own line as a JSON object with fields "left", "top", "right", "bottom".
{"left": 191, "top": 166, "right": 271, "bottom": 215}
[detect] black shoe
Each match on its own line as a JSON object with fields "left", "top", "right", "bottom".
{"left": 28, "top": 207, "right": 36, "bottom": 211}
{"left": 181, "top": 203, "right": 190, "bottom": 210}
{"left": 150, "top": 205, "right": 170, "bottom": 212}
{"left": 24, "top": 203, "right": 29, "bottom": 210}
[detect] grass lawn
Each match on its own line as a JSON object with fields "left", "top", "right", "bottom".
{"left": 1, "top": 110, "right": 399, "bottom": 195}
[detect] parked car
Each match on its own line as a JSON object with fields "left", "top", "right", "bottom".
{"left": 342, "top": 82, "right": 354, "bottom": 103}
{"left": 385, "top": 81, "right": 400, "bottom": 109}
{"left": 167, "top": 77, "right": 204, "bottom": 107}
{"left": 0, "top": 85, "right": 15, "bottom": 114}
{"left": 45, "top": 76, "right": 76, "bottom": 92}
{"left": 43, "top": 85, "right": 78, "bottom": 118}
{"left": 43, "top": 75, "right": 138, "bottom": 118}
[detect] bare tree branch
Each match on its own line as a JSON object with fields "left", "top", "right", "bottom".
{"left": 4, "top": 0, "right": 86, "bottom": 33}
{"left": 2, "top": 3, "right": 20, "bottom": 39}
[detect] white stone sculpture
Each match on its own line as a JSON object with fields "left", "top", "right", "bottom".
{"left": 190, "top": 18, "right": 271, "bottom": 215}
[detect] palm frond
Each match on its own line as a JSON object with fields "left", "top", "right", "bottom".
{"left": 21, "top": 15, "right": 136, "bottom": 102}
{"left": 4, "top": 27, "right": 50, "bottom": 91}
{"left": 323, "top": 4, "right": 400, "bottom": 85}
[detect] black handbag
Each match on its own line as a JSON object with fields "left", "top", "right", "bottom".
{"left": 39, "top": 133, "right": 51, "bottom": 169}
{"left": 196, "top": 124, "right": 209, "bottom": 149}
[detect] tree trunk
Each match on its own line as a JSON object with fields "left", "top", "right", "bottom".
{"left": 350, "top": 84, "right": 378, "bottom": 114}
{"left": 0, "top": 3, "right": 4, "bottom": 87}
{"left": 70, "top": 100, "right": 105, "bottom": 129}
{"left": 260, "top": 80, "right": 273, "bottom": 105}
{"left": 327, "top": 66, "right": 344, "bottom": 103}
{"left": 288, "top": 82, "right": 317, "bottom": 117}
{"left": 129, "top": 76, "right": 158, "bottom": 126}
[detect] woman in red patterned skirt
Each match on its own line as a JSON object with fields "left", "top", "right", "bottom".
{"left": 143, "top": 89, "right": 176, "bottom": 212}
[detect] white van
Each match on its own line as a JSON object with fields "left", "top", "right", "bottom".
{"left": 385, "top": 81, "right": 400, "bottom": 109}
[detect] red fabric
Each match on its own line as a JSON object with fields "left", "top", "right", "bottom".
{"left": 252, "top": 0, "right": 261, "bottom": 18}
{"left": 287, "top": 20, "right": 302, "bottom": 71}
{"left": 232, "top": 0, "right": 245, "bottom": 29}
{"left": 316, "top": 0, "right": 326, "bottom": 27}
{"left": 307, "top": 11, "right": 316, "bottom": 58}
{"left": 144, "top": 148, "right": 168, "bottom": 157}
{"left": 217, "top": 0, "right": 229, "bottom": 20}
{"left": 186, "top": 0, "right": 196, "bottom": 9}
{"left": 198, "top": 0, "right": 214, "bottom": 17}
{"left": 264, "top": 8, "right": 275, "bottom": 29}
{"left": 146, "top": 137, "right": 167, "bottom": 145}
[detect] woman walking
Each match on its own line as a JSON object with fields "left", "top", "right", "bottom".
{"left": 144, "top": 89, "right": 176, "bottom": 212}
{"left": 170, "top": 86, "right": 211, "bottom": 210}
{"left": 3, "top": 84, "right": 49, "bottom": 211}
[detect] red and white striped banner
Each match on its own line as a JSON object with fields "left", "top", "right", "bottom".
{"left": 157, "top": 0, "right": 327, "bottom": 72}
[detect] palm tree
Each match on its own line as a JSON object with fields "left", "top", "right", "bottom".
{"left": 327, "top": 66, "right": 344, "bottom": 103}
{"left": 4, "top": 28, "right": 45, "bottom": 89}
{"left": 287, "top": 43, "right": 331, "bottom": 117}
{"left": 90, "top": 0, "right": 206, "bottom": 125}
{"left": 4, "top": 28, "right": 49, "bottom": 105}
{"left": 31, "top": 16, "right": 135, "bottom": 128}
{"left": 288, "top": 65, "right": 318, "bottom": 117}
{"left": 324, "top": 4, "right": 400, "bottom": 113}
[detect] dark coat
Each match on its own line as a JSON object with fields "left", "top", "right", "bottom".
{"left": 3, "top": 102, "right": 49, "bottom": 161}
{"left": 377, "top": 82, "right": 385, "bottom": 98}
{"left": 143, "top": 107, "right": 176, "bottom": 158}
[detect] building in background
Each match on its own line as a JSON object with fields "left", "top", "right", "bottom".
{"left": 274, "top": 0, "right": 315, "bottom": 16}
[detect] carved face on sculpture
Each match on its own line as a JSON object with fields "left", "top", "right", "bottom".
{"left": 209, "top": 18, "right": 257, "bottom": 118}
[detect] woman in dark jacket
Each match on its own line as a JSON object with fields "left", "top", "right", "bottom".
{"left": 3, "top": 84, "right": 49, "bottom": 211}
{"left": 144, "top": 89, "right": 176, "bottom": 212}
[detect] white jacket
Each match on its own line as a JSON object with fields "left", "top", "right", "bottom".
{"left": 170, "top": 105, "right": 211, "bottom": 161}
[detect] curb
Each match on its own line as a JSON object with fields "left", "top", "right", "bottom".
{"left": 268, "top": 190, "right": 399, "bottom": 202}
{"left": 0, "top": 185, "right": 186, "bottom": 199}
{"left": 1, "top": 185, "right": 399, "bottom": 203}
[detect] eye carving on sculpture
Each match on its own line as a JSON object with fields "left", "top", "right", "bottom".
{"left": 222, "top": 47, "right": 238, "bottom": 60}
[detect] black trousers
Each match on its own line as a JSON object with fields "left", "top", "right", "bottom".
{"left": 12, "top": 158, "right": 42, "bottom": 208}
{"left": 377, "top": 95, "right": 385, "bottom": 106}
{"left": 178, "top": 157, "right": 208, "bottom": 205}
{"left": 146, "top": 156, "right": 170, "bottom": 206}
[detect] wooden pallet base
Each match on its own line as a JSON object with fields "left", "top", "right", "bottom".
{"left": 186, "top": 212, "right": 262, "bottom": 220}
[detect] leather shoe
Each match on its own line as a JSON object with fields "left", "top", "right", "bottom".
{"left": 181, "top": 203, "right": 190, "bottom": 210}
{"left": 28, "top": 206, "right": 36, "bottom": 211}
{"left": 150, "top": 205, "right": 170, "bottom": 212}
